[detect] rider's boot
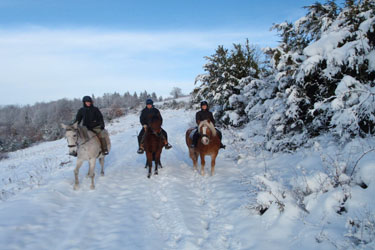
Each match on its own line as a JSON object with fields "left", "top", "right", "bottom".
{"left": 137, "top": 147, "right": 144, "bottom": 154}
{"left": 163, "top": 138, "right": 172, "bottom": 149}
{"left": 165, "top": 142, "right": 172, "bottom": 149}
{"left": 137, "top": 143, "right": 144, "bottom": 154}
{"left": 161, "top": 134, "right": 172, "bottom": 150}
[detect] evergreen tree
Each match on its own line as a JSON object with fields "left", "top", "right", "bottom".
{"left": 264, "top": 0, "right": 375, "bottom": 150}
{"left": 193, "top": 40, "right": 262, "bottom": 126}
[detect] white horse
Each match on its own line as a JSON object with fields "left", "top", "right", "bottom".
{"left": 61, "top": 122, "right": 111, "bottom": 190}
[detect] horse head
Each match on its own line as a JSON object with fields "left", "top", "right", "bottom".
{"left": 149, "top": 115, "right": 162, "bottom": 134}
{"left": 198, "top": 120, "right": 216, "bottom": 146}
{"left": 61, "top": 122, "right": 79, "bottom": 156}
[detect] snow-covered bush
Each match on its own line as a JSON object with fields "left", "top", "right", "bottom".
{"left": 251, "top": 174, "right": 311, "bottom": 217}
{"left": 262, "top": 0, "right": 375, "bottom": 151}
{"left": 0, "top": 152, "right": 8, "bottom": 161}
{"left": 346, "top": 211, "right": 375, "bottom": 246}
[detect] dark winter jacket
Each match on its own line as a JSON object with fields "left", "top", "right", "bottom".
{"left": 140, "top": 106, "right": 163, "bottom": 126}
{"left": 196, "top": 109, "right": 215, "bottom": 126}
{"left": 74, "top": 104, "right": 105, "bottom": 130}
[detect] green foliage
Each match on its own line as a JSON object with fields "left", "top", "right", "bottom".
{"left": 193, "top": 39, "right": 263, "bottom": 126}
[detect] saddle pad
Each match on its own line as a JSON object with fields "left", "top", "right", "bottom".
{"left": 189, "top": 128, "right": 197, "bottom": 140}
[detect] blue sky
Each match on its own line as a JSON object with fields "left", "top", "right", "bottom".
{"left": 0, "top": 0, "right": 317, "bottom": 105}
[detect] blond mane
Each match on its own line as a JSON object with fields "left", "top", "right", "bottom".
{"left": 198, "top": 120, "right": 217, "bottom": 137}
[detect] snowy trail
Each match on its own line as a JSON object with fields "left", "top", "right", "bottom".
{"left": 0, "top": 109, "right": 252, "bottom": 250}
{"left": 2, "top": 108, "right": 373, "bottom": 249}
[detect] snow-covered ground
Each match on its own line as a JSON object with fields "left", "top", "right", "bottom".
{"left": 0, "top": 108, "right": 374, "bottom": 250}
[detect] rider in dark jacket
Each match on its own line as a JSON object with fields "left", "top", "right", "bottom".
{"left": 191, "top": 101, "right": 225, "bottom": 149}
{"left": 196, "top": 105, "right": 215, "bottom": 125}
{"left": 74, "top": 96, "right": 108, "bottom": 155}
{"left": 137, "top": 99, "right": 172, "bottom": 154}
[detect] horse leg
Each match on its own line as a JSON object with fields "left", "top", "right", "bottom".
{"left": 88, "top": 158, "right": 96, "bottom": 189}
{"left": 210, "top": 152, "right": 218, "bottom": 176}
{"left": 152, "top": 152, "right": 158, "bottom": 175}
{"left": 155, "top": 152, "right": 161, "bottom": 175}
{"left": 99, "top": 157, "right": 105, "bottom": 176}
{"left": 154, "top": 162, "right": 158, "bottom": 175}
{"left": 74, "top": 159, "right": 84, "bottom": 190}
{"left": 189, "top": 149, "right": 198, "bottom": 171}
{"left": 146, "top": 152, "right": 153, "bottom": 178}
{"left": 200, "top": 153, "right": 206, "bottom": 176}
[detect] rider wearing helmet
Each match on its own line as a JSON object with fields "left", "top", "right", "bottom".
{"left": 191, "top": 101, "right": 225, "bottom": 149}
{"left": 137, "top": 99, "right": 172, "bottom": 154}
{"left": 73, "top": 96, "right": 109, "bottom": 155}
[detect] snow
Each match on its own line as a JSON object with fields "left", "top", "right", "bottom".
{"left": 1, "top": 108, "right": 375, "bottom": 249}
{"left": 367, "top": 50, "right": 375, "bottom": 71}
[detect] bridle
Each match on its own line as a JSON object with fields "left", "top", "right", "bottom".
{"left": 200, "top": 125, "right": 210, "bottom": 140}
{"left": 65, "top": 128, "right": 78, "bottom": 148}
{"left": 65, "top": 127, "right": 97, "bottom": 148}
{"left": 201, "top": 125, "right": 208, "bottom": 135}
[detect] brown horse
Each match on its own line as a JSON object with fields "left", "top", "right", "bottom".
{"left": 185, "top": 120, "right": 221, "bottom": 176}
{"left": 144, "top": 115, "right": 164, "bottom": 178}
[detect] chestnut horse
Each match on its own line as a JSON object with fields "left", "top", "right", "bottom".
{"left": 185, "top": 120, "right": 221, "bottom": 176}
{"left": 144, "top": 115, "right": 164, "bottom": 178}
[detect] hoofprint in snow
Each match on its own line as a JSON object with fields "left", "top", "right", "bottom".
{"left": 0, "top": 108, "right": 374, "bottom": 249}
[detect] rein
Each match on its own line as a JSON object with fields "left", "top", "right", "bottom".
{"left": 151, "top": 128, "right": 162, "bottom": 137}
{"left": 146, "top": 125, "right": 162, "bottom": 138}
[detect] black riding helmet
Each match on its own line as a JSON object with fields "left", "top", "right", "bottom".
{"left": 82, "top": 96, "right": 93, "bottom": 103}
{"left": 146, "top": 99, "right": 153, "bottom": 105}
{"left": 200, "top": 101, "right": 208, "bottom": 108}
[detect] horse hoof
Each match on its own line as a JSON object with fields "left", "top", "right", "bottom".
{"left": 147, "top": 175, "right": 151, "bottom": 178}
{"left": 74, "top": 185, "right": 79, "bottom": 190}
{"left": 90, "top": 185, "right": 95, "bottom": 190}
{"left": 155, "top": 171, "right": 158, "bottom": 175}
{"left": 101, "top": 172, "right": 105, "bottom": 176}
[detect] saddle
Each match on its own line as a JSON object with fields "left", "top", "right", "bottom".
{"left": 189, "top": 128, "right": 197, "bottom": 141}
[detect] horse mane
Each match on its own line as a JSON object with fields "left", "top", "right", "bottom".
{"left": 198, "top": 120, "right": 216, "bottom": 136}
{"left": 80, "top": 125, "right": 93, "bottom": 140}
{"left": 150, "top": 115, "right": 161, "bottom": 123}
{"left": 149, "top": 115, "right": 162, "bottom": 130}
{"left": 64, "top": 123, "right": 95, "bottom": 141}
{"left": 66, "top": 124, "right": 90, "bottom": 140}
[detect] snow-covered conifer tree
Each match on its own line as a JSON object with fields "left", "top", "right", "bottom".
{"left": 193, "top": 40, "right": 261, "bottom": 126}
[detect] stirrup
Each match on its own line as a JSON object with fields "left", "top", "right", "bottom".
{"left": 103, "top": 150, "right": 109, "bottom": 155}
{"left": 220, "top": 143, "right": 226, "bottom": 149}
{"left": 165, "top": 143, "right": 172, "bottom": 149}
{"left": 137, "top": 148, "right": 144, "bottom": 154}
